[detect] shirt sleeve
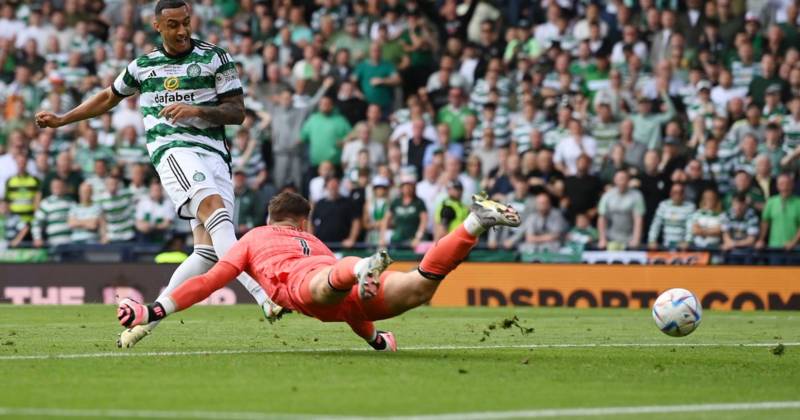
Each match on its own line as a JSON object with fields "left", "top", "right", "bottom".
{"left": 214, "top": 50, "right": 243, "bottom": 98}
{"left": 111, "top": 60, "right": 140, "bottom": 97}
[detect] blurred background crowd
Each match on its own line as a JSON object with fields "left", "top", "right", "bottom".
{"left": 2, "top": 0, "right": 800, "bottom": 263}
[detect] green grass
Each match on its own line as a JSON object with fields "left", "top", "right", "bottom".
{"left": 0, "top": 305, "right": 798, "bottom": 419}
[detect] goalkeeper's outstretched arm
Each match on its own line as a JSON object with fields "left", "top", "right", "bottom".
{"left": 118, "top": 262, "right": 241, "bottom": 328}
{"left": 35, "top": 87, "right": 124, "bottom": 128}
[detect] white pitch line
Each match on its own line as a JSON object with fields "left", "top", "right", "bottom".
{"left": 0, "top": 342, "right": 797, "bottom": 361}
{"left": 1, "top": 401, "right": 800, "bottom": 419}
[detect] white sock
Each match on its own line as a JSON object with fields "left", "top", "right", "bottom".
{"left": 147, "top": 245, "right": 218, "bottom": 330}
{"left": 204, "top": 208, "right": 269, "bottom": 305}
{"left": 463, "top": 213, "right": 485, "bottom": 237}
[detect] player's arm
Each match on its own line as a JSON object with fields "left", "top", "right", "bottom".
{"left": 35, "top": 87, "right": 124, "bottom": 128}
{"left": 159, "top": 93, "right": 245, "bottom": 125}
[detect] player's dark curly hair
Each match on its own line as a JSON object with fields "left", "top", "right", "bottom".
{"left": 155, "top": 0, "right": 188, "bottom": 16}
{"left": 268, "top": 192, "right": 311, "bottom": 224}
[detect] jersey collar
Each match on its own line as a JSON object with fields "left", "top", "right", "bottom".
{"left": 158, "top": 39, "right": 195, "bottom": 59}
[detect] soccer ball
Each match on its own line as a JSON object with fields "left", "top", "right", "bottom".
{"left": 652, "top": 288, "right": 702, "bottom": 337}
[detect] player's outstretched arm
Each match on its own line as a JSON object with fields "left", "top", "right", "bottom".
{"left": 118, "top": 261, "right": 241, "bottom": 328}
{"left": 35, "top": 87, "right": 124, "bottom": 128}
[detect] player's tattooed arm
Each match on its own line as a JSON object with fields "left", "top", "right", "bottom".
{"left": 159, "top": 94, "right": 245, "bottom": 125}
{"left": 195, "top": 94, "right": 245, "bottom": 125}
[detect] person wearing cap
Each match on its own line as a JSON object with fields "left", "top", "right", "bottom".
{"left": 380, "top": 174, "right": 427, "bottom": 248}
{"left": 747, "top": 53, "right": 790, "bottom": 107}
{"left": 363, "top": 175, "right": 391, "bottom": 246}
{"left": 434, "top": 180, "right": 469, "bottom": 241}
{"left": 762, "top": 83, "right": 787, "bottom": 121}
{"left": 686, "top": 80, "right": 716, "bottom": 131}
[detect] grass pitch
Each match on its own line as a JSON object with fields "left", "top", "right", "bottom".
{"left": 0, "top": 305, "right": 798, "bottom": 419}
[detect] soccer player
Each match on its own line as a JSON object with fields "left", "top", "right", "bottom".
{"left": 34, "top": 0, "right": 279, "bottom": 348}
{"left": 117, "top": 192, "right": 521, "bottom": 351}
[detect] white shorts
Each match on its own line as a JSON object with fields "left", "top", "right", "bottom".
{"left": 155, "top": 148, "right": 234, "bottom": 229}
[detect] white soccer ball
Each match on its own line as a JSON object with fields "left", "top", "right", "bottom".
{"left": 652, "top": 288, "right": 702, "bottom": 337}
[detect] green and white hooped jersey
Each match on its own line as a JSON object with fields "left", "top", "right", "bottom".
{"left": 112, "top": 39, "right": 243, "bottom": 167}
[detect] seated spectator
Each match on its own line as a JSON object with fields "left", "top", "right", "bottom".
{"left": 381, "top": 174, "right": 428, "bottom": 248}
{"left": 0, "top": 198, "right": 28, "bottom": 248}
{"left": 32, "top": 178, "right": 73, "bottom": 248}
{"left": 310, "top": 176, "right": 360, "bottom": 248}
{"left": 527, "top": 149, "right": 564, "bottom": 198}
{"left": 757, "top": 173, "right": 800, "bottom": 255}
{"left": 598, "top": 170, "right": 645, "bottom": 250}
{"left": 565, "top": 213, "right": 599, "bottom": 252}
{"left": 434, "top": 180, "right": 469, "bottom": 241}
{"left": 684, "top": 159, "right": 717, "bottom": 205}
{"left": 515, "top": 193, "right": 567, "bottom": 254}
{"left": 723, "top": 170, "right": 765, "bottom": 212}
{"left": 97, "top": 176, "right": 134, "bottom": 244}
{"left": 135, "top": 180, "right": 174, "bottom": 244}
{"left": 308, "top": 161, "right": 336, "bottom": 204}
{"left": 648, "top": 183, "right": 696, "bottom": 250}
{"left": 721, "top": 193, "right": 760, "bottom": 264}
{"left": 472, "top": 128, "right": 501, "bottom": 178}
{"left": 423, "top": 124, "right": 463, "bottom": 167}
{"left": 688, "top": 189, "right": 724, "bottom": 249}
{"left": 68, "top": 182, "right": 102, "bottom": 245}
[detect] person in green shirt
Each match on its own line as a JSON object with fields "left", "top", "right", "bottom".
{"left": 435, "top": 88, "right": 475, "bottom": 143}
{"left": 380, "top": 175, "right": 428, "bottom": 248}
{"left": 353, "top": 43, "right": 401, "bottom": 114}
{"left": 757, "top": 173, "right": 800, "bottom": 251}
{"left": 300, "top": 96, "right": 352, "bottom": 168}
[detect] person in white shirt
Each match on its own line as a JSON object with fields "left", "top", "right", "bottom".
{"left": 610, "top": 24, "right": 649, "bottom": 66}
{"left": 711, "top": 69, "right": 748, "bottom": 115}
{"left": 135, "top": 180, "right": 176, "bottom": 243}
{"left": 554, "top": 119, "right": 597, "bottom": 176}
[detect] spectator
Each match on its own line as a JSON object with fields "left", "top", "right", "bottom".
{"left": 565, "top": 213, "right": 599, "bottom": 252}
{"left": 68, "top": 182, "right": 103, "bottom": 245}
{"left": 32, "top": 178, "right": 73, "bottom": 248}
{"left": 231, "top": 128, "right": 267, "bottom": 190}
{"left": 630, "top": 92, "right": 676, "bottom": 149}
{"left": 721, "top": 193, "right": 760, "bottom": 264}
{"left": 41, "top": 151, "right": 82, "bottom": 200}
{"left": 488, "top": 173, "right": 533, "bottom": 250}
{"left": 402, "top": 118, "right": 435, "bottom": 179}
{"left": 598, "top": 170, "right": 645, "bottom": 250}
{"left": 436, "top": 87, "right": 474, "bottom": 143}
{"left": 97, "top": 176, "right": 134, "bottom": 244}
{"left": 0, "top": 198, "right": 28, "bottom": 249}
{"left": 300, "top": 95, "right": 352, "bottom": 175}
{"left": 757, "top": 174, "right": 800, "bottom": 254}
{"left": 381, "top": 174, "right": 427, "bottom": 248}
{"left": 723, "top": 170, "right": 765, "bottom": 212}
{"left": 265, "top": 78, "right": 334, "bottom": 190}
{"left": 516, "top": 193, "right": 567, "bottom": 254}
{"left": 423, "top": 124, "right": 463, "bottom": 167}
{"left": 434, "top": 180, "right": 469, "bottom": 241}
{"left": 311, "top": 176, "right": 360, "bottom": 248}
{"left": 353, "top": 42, "right": 401, "bottom": 114}
{"left": 554, "top": 119, "right": 597, "bottom": 176}
{"left": 341, "top": 123, "right": 386, "bottom": 173}
{"left": 135, "top": 180, "right": 174, "bottom": 244}
{"left": 688, "top": 189, "right": 724, "bottom": 249}
{"left": 363, "top": 176, "right": 391, "bottom": 246}
{"left": 648, "top": 183, "right": 696, "bottom": 250}
{"left": 561, "top": 154, "right": 602, "bottom": 223}
{"left": 5, "top": 154, "right": 41, "bottom": 225}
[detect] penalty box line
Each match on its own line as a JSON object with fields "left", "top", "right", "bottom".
{"left": 0, "top": 401, "right": 799, "bottom": 419}
{"left": 0, "top": 342, "right": 798, "bottom": 361}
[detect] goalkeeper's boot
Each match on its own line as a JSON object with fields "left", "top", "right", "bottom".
{"left": 471, "top": 192, "right": 522, "bottom": 229}
{"left": 369, "top": 330, "right": 398, "bottom": 352}
{"left": 356, "top": 250, "right": 393, "bottom": 300}
{"left": 117, "top": 325, "right": 151, "bottom": 349}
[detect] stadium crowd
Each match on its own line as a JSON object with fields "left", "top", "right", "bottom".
{"left": 2, "top": 0, "right": 800, "bottom": 263}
